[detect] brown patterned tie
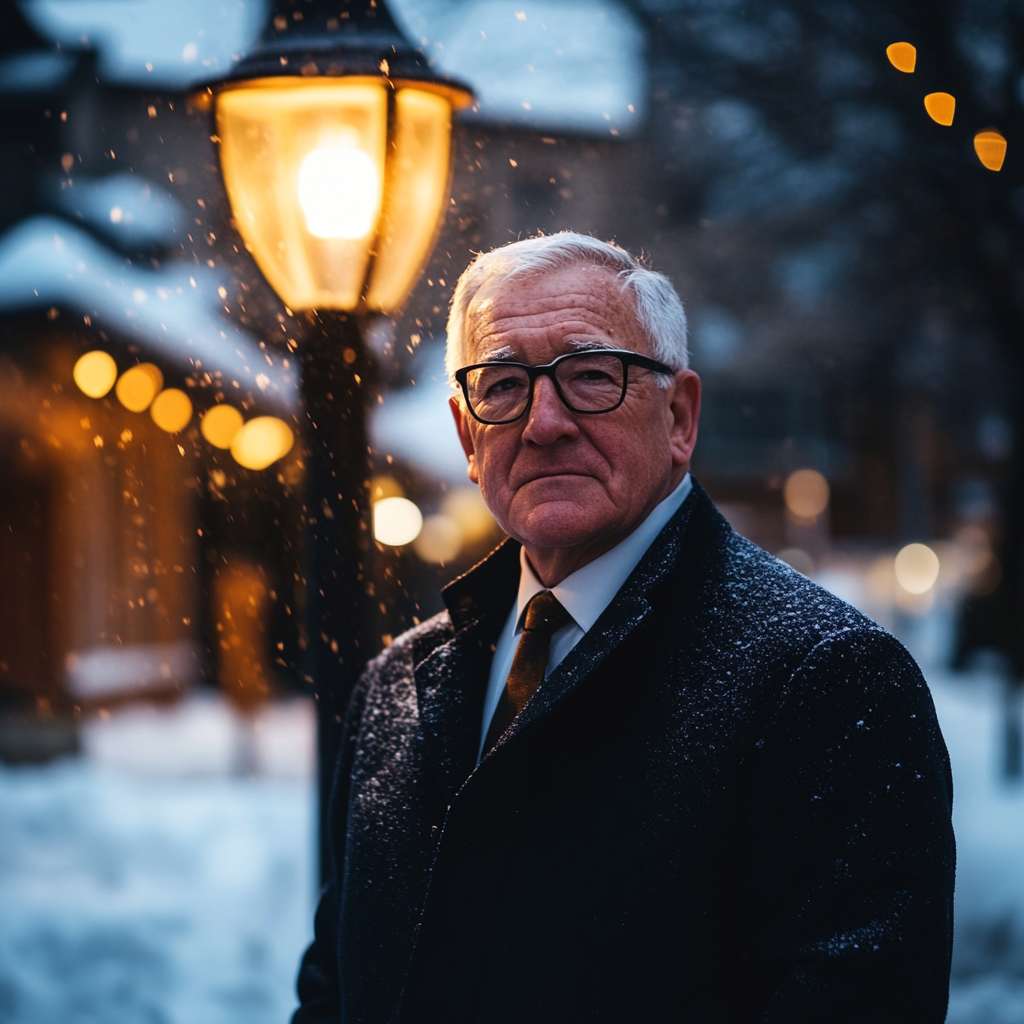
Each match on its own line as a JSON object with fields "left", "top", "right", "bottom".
{"left": 484, "top": 590, "right": 572, "bottom": 753}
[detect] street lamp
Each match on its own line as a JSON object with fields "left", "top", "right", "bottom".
{"left": 198, "top": 0, "right": 472, "bottom": 873}
{"left": 204, "top": 0, "right": 471, "bottom": 313}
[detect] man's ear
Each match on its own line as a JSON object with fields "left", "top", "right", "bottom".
{"left": 668, "top": 370, "right": 701, "bottom": 468}
{"left": 449, "top": 395, "right": 481, "bottom": 484}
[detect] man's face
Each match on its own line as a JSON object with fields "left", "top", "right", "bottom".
{"left": 450, "top": 264, "right": 700, "bottom": 562}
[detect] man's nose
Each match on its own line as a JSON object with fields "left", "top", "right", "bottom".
{"left": 521, "top": 375, "right": 579, "bottom": 445}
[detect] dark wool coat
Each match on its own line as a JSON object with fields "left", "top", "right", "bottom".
{"left": 295, "top": 481, "right": 955, "bottom": 1024}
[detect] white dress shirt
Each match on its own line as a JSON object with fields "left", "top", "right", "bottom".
{"left": 478, "top": 473, "right": 692, "bottom": 758}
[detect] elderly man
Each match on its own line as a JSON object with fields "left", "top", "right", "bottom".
{"left": 295, "top": 234, "right": 954, "bottom": 1023}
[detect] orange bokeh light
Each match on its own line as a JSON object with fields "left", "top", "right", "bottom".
{"left": 924, "top": 92, "right": 955, "bottom": 126}
{"left": 886, "top": 42, "right": 917, "bottom": 73}
{"left": 974, "top": 131, "right": 1007, "bottom": 171}
{"left": 784, "top": 469, "right": 830, "bottom": 520}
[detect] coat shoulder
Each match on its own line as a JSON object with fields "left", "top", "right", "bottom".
{"left": 360, "top": 611, "right": 454, "bottom": 692}
{"left": 715, "top": 529, "right": 881, "bottom": 642}
{"left": 668, "top": 519, "right": 907, "bottom": 690}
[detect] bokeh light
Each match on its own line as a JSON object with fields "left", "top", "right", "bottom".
{"left": 974, "top": 131, "right": 1007, "bottom": 172}
{"left": 894, "top": 542, "right": 940, "bottom": 594}
{"left": 200, "top": 404, "right": 244, "bottom": 449}
{"left": 370, "top": 476, "right": 405, "bottom": 501}
{"left": 924, "top": 92, "right": 955, "bottom": 126}
{"left": 230, "top": 416, "right": 295, "bottom": 470}
{"left": 150, "top": 389, "right": 193, "bottom": 433}
{"left": 73, "top": 350, "right": 118, "bottom": 398}
{"left": 442, "top": 488, "right": 496, "bottom": 544}
{"left": 885, "top": 42, "right": 917, "bottom": 73}
{"left": 413, "top": 514, "right": 462, "bottom": 563}
{"left": 953, "top": 524, "right": 993, "bottom": 577}
{"left": 776, "top": 547, "right": 815, "bottom": 577}
{"left": 115, "top": 363, "right": 164, "bottom": 412}
{"left": 373, "top": 496, "right": 423, "bottom": 547}
{"left": 783, "top": 469, "right": 830, "bottom": 519}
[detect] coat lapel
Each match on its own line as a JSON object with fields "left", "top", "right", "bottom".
{"left": 484, "top": 485, "right": 701, "bottom": 755}
{"left": 413, "top": 541, "right": 520, "bottom": 802}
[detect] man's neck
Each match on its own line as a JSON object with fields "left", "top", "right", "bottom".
{"left": 522, "top": 469, "right": 688, "bottom": 587}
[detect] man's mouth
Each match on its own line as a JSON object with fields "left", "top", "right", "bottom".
{"left": 517, "top": 470, "right": 594, "bottom": 486}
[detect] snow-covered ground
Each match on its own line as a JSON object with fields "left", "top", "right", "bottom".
{"left": 0, "top": 670, "right": 1022, "bottom": 1022}
{"left": 0, "top": 696, "right": 316, "bottom": 1024}
{"left": 933, "top": 672, "right": 1024, "bottom": 1024}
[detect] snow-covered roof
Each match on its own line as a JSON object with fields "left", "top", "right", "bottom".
{"left": 22, "top": 0, "right": 644, "bottom": 135}
{"left": 21, "top": 0, "right": 266, "bottom": 87}
{"left": 45, "top": 173, "right": 188, "bottom": 251}
{"left": 0, "top": 215, "right": 299, "bottom": 412}
{"left": 396, "top": 0, "right": 644, "bottom": 135}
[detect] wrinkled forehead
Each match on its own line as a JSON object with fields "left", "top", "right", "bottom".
{"left": 463, "top": 264, "right": 644, "bottom": 362}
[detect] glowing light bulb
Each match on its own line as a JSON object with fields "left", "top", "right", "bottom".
{"left": 73, "top": 350, "right": 117, "bottom": 398}
{"left": 974, "top": 131, "right": 1007, "bottom": 171}
{"left": 201, "top": 404, "right": 244, "bottom": 449}
{"left": 298, "top": 145, "right": 380, "bottom": 239}
{"left": 230, "top": 416, "right": 294, "bottom": 470}
{"left": 150, "top": 388, "right": 193, "bottom": 433}
{"left": 373, "top": 496, "right": 423, "bottom": 547}
{"left": 115, "top": 363, "right": 163, "bottom": 412}
{"left": 924, "top": 92, "right": 955, "bottom": 126}
{"left": 894, "top": 543, "right": 940, "bottom": 595}
{"left": 886, "top": 42, "right": 917, "bottom": 73}
{"left": 784, "top": 469, "right": 830, "bottom": 519}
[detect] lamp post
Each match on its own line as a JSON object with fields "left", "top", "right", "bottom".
{"left": 198, "top": 0, "right": 472, "bottom": 874}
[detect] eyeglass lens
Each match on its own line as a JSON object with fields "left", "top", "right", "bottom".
{"left": 464, "top": 352, "right": 629, "bottom": 422}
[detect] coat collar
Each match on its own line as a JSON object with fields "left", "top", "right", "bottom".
{"left": 412, "top": 540, "right": 521, "bottom": 802}
{"left": 414, "top": 481, "right": 710, "bottom": 800}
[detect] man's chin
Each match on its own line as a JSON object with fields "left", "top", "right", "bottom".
{"left": 508, "top": 497, "right": 615, "bottom": 551}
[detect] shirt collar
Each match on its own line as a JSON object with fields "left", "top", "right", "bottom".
{"left": 514, "top": 473, "right": 692, "bottom": 633}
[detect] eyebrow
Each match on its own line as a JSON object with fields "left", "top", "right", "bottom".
{"left": 474, "top": 345, "right": 517, "bottom": 362}
{"left": 473, "top": 339, "right": 618, "bottom": 364}
{"left": 564, "top": 339, "right": 616, "bottom": 353}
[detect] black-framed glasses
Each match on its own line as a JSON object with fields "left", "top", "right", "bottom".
{"left": 454, "top": 349, "right": 674, "bottom": 425}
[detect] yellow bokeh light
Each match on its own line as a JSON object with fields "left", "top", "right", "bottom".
{"left": 373, "top": 496, "right": 423, "bottom": 547}
{"left": 230, "top": 415, "right": 294, "bottom": 470}
{"left": 974, "top": 131, "right": 1007, "bottom": 171}
{"left": 370, "top": 476, "right": 404, "bottom": 501}
{"left": 150, "top": 388, "right": 193, "bottom": 433}
{"left": 894, "top": 543, "right": 940, "bottom": 595}
{"left": 442, "top": 488, "right": 496, "bottom": 544}
{"left": 298, "top": 144, "right": 381, "bottom": 239}
{"left": 886, "top": 42, "right": 917, "bottom": 73}
{"left": 413, "top": 514, "right": 462, "bottom": 563}
{"left": 924, "top": 92, "right": 955, "bottom": 126}
{"left": 783, "top": 469, "right": 830, "bottom": 519}
{"left": 200, "top": 404, "right": 244, "bottom": 449}
{"left": 115, "top": 363, "right": 163, "bottom": 412}
{"left": 73, "top": 350, "right": 117, "bottom": 398}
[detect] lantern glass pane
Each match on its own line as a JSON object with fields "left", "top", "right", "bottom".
{"left": 366, "top": 88, "right": 453, "bottom": 313}
{"left": 216, "top": 79, "right": 388, "bottom": 310}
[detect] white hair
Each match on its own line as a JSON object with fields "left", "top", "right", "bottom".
{"left": 445, "top": 232, "right": 688, "bottom": 381}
